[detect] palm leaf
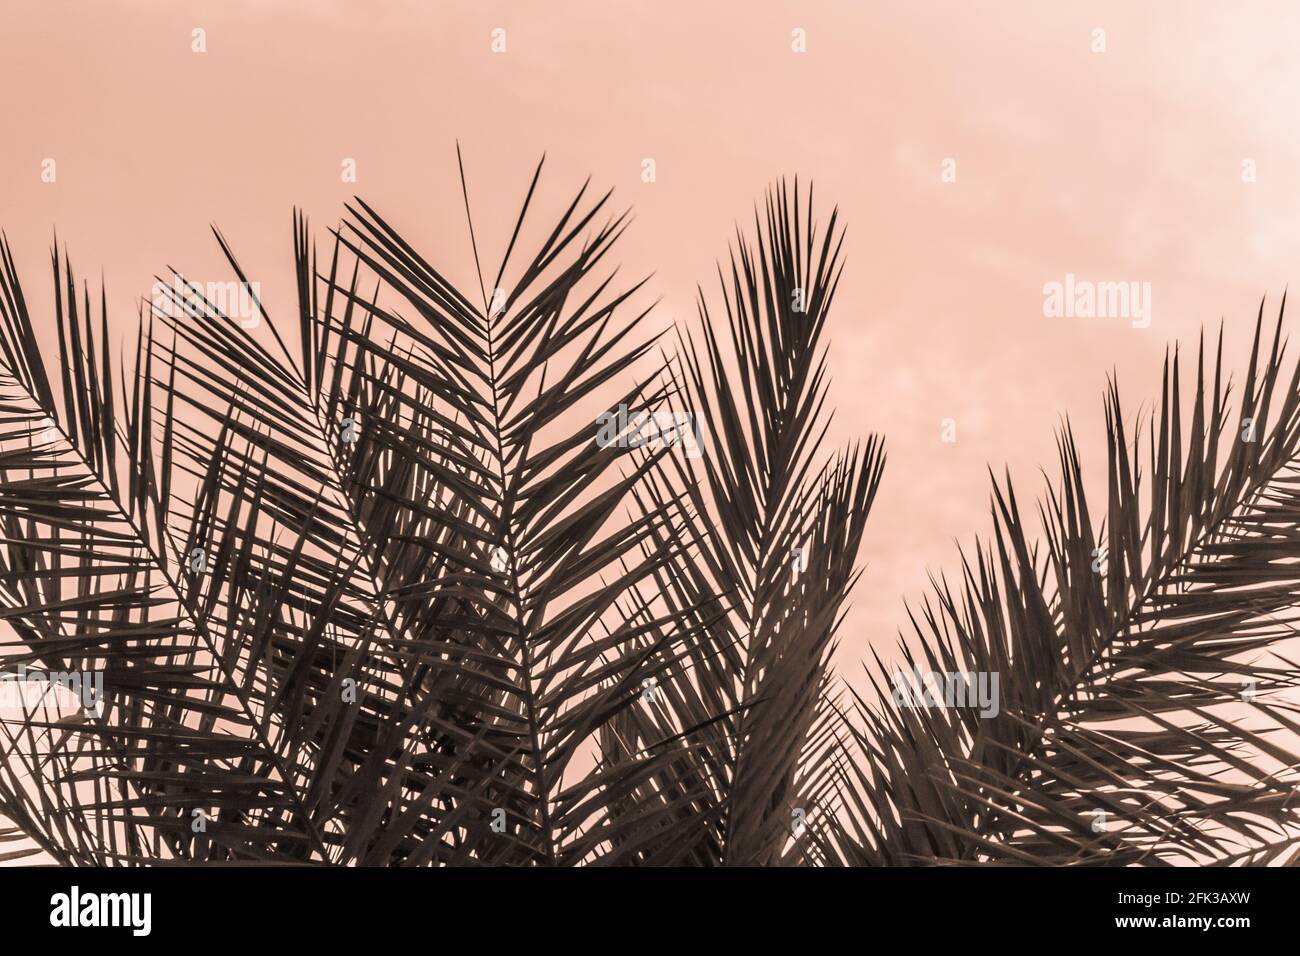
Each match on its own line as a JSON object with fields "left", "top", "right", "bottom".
{"left": 611, "top": 181, "right": 885, "bottom": 865}
{"left": 833, "top": 305, "right": 1300, "bottom": 865}
{"left": 0, "top": 239, "right": 328, "bottom": 862}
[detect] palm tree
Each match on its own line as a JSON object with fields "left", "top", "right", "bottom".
{"left": 603, "top": 180, "right": 884, "bottom": 865}
{"left": 0, "top": 156, "right": 710, "bottom": 865}
{"left": 820, "top": 309, "right": 1300, "bottom": 865}
{"left": 0, "top": 160, "right": 1296, "bottom": 866}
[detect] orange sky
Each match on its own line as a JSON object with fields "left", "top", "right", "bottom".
{"left": 4, "top": 0, "right": 1300, "bottom": 681}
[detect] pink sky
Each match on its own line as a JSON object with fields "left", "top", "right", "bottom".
{"left": 4, "top": 0, "right": 1300, "bottom": 682}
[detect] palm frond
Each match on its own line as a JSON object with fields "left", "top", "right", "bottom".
{"left": 290, "top": 152, "right": 712, "bottom": 864}
{"left": 611, "top": 181, "right": 885, "bottom": 865}
{"left": 835, "top": 304, "right": 1300, "bottom": 865}
{"left": 0, "top": 238, "right": 327, "bottom": 863}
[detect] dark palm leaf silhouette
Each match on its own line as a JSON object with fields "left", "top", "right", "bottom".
{"left": 0, "top": 159, "right": 710, "bottom": 864}
{"left": 603, "top": 181, "right": 884, "bottom": 865}
{"left": 1, "top": 163, "right": 1298, "bottom": 867}
{"left": 822, "top": 307, "right": 1300, "bottom": 866}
